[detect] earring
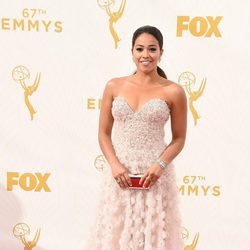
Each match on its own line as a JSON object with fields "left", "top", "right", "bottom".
{"left": 158, "top": 57, "right": 161, "bottom": 63}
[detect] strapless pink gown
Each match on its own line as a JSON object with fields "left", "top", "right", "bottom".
{"left": 86, "top": 96, "right": 184, "bottom": 250}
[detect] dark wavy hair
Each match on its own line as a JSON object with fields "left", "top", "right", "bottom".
{"left": 132, "top": 25, "right": 167, "bottom": 79}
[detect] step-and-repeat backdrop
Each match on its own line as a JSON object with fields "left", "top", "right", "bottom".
{"left": 0, "top": 0, "right": 249, "bottom": 249}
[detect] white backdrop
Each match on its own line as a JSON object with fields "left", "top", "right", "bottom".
{"left": 0, "top": 0, "right": 250, "bottom": 249}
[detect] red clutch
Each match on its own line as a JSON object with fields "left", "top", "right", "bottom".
{"left": 128, "top": 173, "right": 150, "bottom": 190}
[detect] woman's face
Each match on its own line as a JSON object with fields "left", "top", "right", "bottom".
{"left": 132, "top": 33, "right": 163, "bottom": 74}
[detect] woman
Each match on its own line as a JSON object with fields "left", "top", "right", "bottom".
{"left": 86, "top": 25, "right": 187, "bottom": 250}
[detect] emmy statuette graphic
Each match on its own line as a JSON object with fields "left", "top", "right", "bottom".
{"left": 97, "top": 0, "right": 126, "bottom": 48}
{"left": 12, "top": 65, "right": 41, "bottom": 120}
{"left": 182, "top": 227, "right": 199, "bottom": 249}
{"left": 184, "top": 233, "right": 199, "bottom": 249}
{"left": 13, "top": 223, "right": 41, "bottom": 250}
{"left": 178, "top": 71, "right": 206, "bottom": 126}
{"left": 94, "top": 155, "right": 108, "bottom": 171}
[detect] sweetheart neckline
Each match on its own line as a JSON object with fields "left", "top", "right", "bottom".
{"left": 113, "top": 95, "right": 170, "bottom": 114}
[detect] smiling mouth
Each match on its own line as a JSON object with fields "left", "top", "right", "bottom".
{"left": 140, "top": 60, "right": 152, "bottom": 65}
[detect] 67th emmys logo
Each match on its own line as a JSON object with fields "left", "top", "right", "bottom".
{"left": 12, "top": 65, "right": 41, "bottom": 120}
{"left": 97, "top": 0, "right": 126, "bottom": 48}
{"left": 0, "top": 8, "right": 63, "bottom": 32}
{"left": 178, "top": 72, "right": 206, "bottom": 126}
{"left": 13, "top": 223, "right": 41, "bottom": 250}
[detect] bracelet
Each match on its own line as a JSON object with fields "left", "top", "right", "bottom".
{"left": 156, "top": 158, "right": 168, "bottom": 170}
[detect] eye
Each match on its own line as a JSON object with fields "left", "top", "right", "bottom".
{"left": 149, "top": 47, "right": 157, "bottom": 52}
{"left": 136, "top": 48, "right": 143, "bottom": 52}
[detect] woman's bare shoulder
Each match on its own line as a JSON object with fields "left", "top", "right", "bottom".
{"left": 104, "top": 76, "right": 130, "bottom": 95}
{"left": 106, "top": 76, "right": 129, "bottom": 84}
{"left": 160, "top": 79, "right": 186, "bottom": 107}
{"left": 161, "top": 79, "right": 185, "bottom": 94}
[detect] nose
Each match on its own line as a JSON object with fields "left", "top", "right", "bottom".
{"left": 142, "top": 49, "right": 149, "bottom": 58}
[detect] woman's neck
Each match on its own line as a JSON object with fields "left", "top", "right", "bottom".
{"left": 132, "top": 69, "right": 160, "bottom": 86}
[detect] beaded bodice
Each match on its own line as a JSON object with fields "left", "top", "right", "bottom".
{"left": 111, "top": 96, "right": 171, "bottom": 173}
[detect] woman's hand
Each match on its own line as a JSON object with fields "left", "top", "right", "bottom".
{"left": 139, "top": 162, "right": 164, "bottom": 188}
{"left": 111, "top": 163, "right": 132, "bottom": 189}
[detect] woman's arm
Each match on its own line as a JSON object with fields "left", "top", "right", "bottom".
{"left": 159, "top": 83, "right": 187, "bottom": 164}
{"left": 98, "top": 79, "right": 132, "bottom": 188}
{"left": 98, "top": 79, "right": 119, "bottom": 166}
